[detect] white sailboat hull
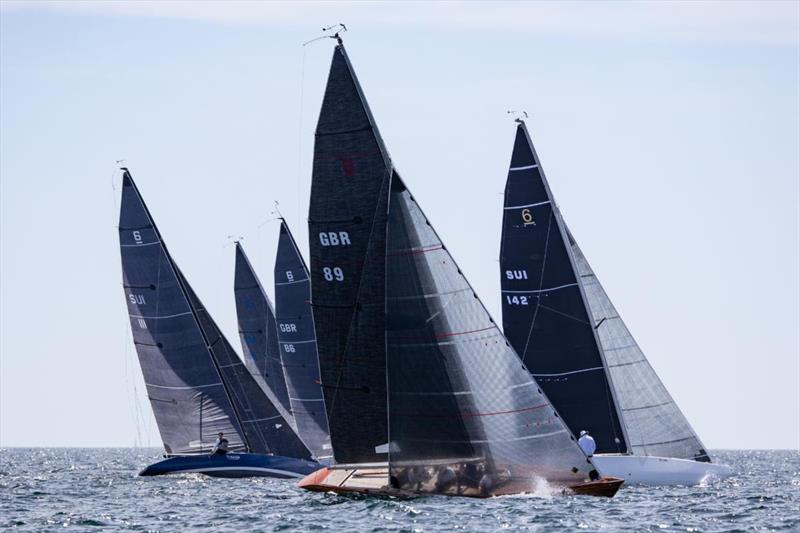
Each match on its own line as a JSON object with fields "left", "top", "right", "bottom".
{"left": 592, "top": 454, "right": 732, "bottom": 486}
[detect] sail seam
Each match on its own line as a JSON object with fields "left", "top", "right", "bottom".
{"left": 509, "top": 164, "right": 539, "bottom": 171}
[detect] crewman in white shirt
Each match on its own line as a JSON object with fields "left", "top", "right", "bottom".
{"left": 578, "top": 430, "right": 596, "bottom": 457}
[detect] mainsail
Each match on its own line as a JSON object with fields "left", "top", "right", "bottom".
{"left": 499, "top": 122, "right": 627, "bottom": 454}
{"left": 309, "top": 44, "right": 594, "bottom": 494}
{"left": 274, "top": 220, "right": 332, "bottom": 461}
{"left": 119, "top": 170, "right": 311, "bottom": 460}
{"left": 233, "top": 243, "right": 294, "bottom": 418}
{"left": 499, "top": 122, "right": 709, "bottom": 462}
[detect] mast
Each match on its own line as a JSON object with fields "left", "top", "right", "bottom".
{"left": 120, "top": 168, "right": 250, "bottom": 452}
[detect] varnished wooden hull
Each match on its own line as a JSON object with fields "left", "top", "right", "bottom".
{"left": 298, "top": 466, "right": 623, "bottom": 498}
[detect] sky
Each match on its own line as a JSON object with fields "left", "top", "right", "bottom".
{"left": 0, "top": 1, "right": 798, "bottom": 450}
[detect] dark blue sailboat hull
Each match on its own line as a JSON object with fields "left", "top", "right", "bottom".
{"left": 139, "top": 453, "right": 322, "bottom": 479}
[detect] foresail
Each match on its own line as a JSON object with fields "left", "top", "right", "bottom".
{"left": 181, "top": 272, "right": 312, "bottom": 460}
{"left": 308, "top": 45, "right": 392, "bottom": 464}
{"left": 118, "top": 170, "right": 246, "bottom": 455}
{"left": 499, "top": 123, "right": 628, "bottom": 454}
{"left": 274, "top": 221, "right": 332, "bottom": 460}
{"left": 387, "top": 176, "right": 593, "bottom": 495}
{"left": 233, "top": 244, "right": 294, "bottom": 418}
{"left": 566, "top": 230, "right": 710, "bottom": 461}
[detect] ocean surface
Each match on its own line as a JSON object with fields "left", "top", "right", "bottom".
{"left": 1, "top": 449, "right": 797, "bottom": 532}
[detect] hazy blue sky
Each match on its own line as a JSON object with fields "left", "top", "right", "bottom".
{"left": 1, "top": 1, "right": 798, "bottom": 450}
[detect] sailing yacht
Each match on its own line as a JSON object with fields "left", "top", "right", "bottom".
{"left": 233, "top": 227, "right": 332, "bottom": 462}
{"left": 118, "top": 169, "right": 321, "bottom": 478}
{"left": 499, "top": 120, "right": 732, "bottom": 485}
{"left": 296, "top": 41, "right": 623, "bottom": 498}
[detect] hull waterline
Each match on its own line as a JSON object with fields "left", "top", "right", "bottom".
{"left": 592, "top": 454, "right": 733, "bottom": 486}
{"left": 139, "top": 453, "right": 322, "bottom": 479}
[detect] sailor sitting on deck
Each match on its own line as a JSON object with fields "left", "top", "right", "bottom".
{"left": 578, "top": 430, "right": 596, "bottom": 457}
{"left": 212, "top": 432, "right": 229, "bottom": 456}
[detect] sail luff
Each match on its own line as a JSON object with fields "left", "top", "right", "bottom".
{"left": 516, "top": 122, "right": 632, "bottom": 453}
{"left": 119, "top": 169, "right": 249, "bottom": 454}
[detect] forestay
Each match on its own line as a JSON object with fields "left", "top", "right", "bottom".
{"left": 566, "top": 229, "right": 709, "bottom": 461}
{"left": 119, "top": 170, "right": 245, "bottom": 455}
{"left": 274, "top": 221, "right": 332, "bottom": 461}
{"left": 309, "top": 45, "right": 595, "bottom": 494}
{"left": 233, "top": 243, "right": 294, "bottom": 418}
{"left": 499, "top": 122, "right": 627, "bottom": 454}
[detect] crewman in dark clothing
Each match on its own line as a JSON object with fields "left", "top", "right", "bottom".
{"left": 212, "top": 432, "right": 229, "bottom": 455}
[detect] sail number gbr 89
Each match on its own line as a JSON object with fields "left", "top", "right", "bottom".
{"left": 319, "top": 231, "right": 350, "bottom": 282}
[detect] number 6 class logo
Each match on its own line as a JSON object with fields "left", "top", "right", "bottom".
{"left": 521, "top": 208, "right": 535, "bottom": 226}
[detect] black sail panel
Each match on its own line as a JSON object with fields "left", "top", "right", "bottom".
{"left": 274, "top": 221, "right": 332, "bottom": 461}
{"left": 118, "top": 170, "right": 246, "bottom": 455}
{"left": 499, "top": 124, "right": 628, "bottom": 454}
{"left": 233, "top": 244, "right": 294, "bottom": 418}
{"left": 308, "top": 45, "right": 392, "bottom": 464}
{"left": 181, "top": 272, "right": 312, "bottom": 460}
{"left": 387, "top": 176, "right": 593, "bottom": 495}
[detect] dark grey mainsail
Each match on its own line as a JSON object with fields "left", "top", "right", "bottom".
{"left": 120, "top": 169, "right": 311, "bottom": 460}
{"left": 274, "top": 220, "right": 332, "bottom": 461}
{"left": 309, "top": 44, "right": 594, "bottom": 493}
{"left": 499, "top": 121, "right": 709, "bottom": 462}
{"left": 499, "top": 122, "right": 627, "bottom": 454}
{"left": 119, "top": 170, "right": 246, "bottom": 455}
{"left": 309, "top": 44, "right": 392, "bottom": 465}
{"left": 233, "top": 243, "right": 294, "bottom": 418}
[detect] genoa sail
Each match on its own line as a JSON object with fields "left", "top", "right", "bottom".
{"left": 233, "top": 243, "right": 294, "bottom": 419}
{"left": 274, "top": 220, "right": 332, "bottom": 461}
{"left": 119, "top": 170, "right": 246, "bottom": 455}
{"left": 499, "top": 121, "right": 709, "bottom": 462}
{"left": 309, "top": 44, "right": 595, "bottom": 494}
{"left": 566, "top": 229, "right": 710, "bottom": 461}
{"left": 499, "top": 122, "right": 627, "bottom": 454}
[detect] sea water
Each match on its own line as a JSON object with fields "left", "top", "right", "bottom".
{"left": 1, "top": 449, "right": 797, "bottom": 531}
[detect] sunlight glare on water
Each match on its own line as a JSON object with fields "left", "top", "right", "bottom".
{"left": 0, "top": 449, "right": 797, "bottom": 531}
